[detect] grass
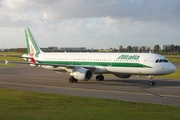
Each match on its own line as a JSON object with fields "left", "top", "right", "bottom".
{"left": 0, "top": 52, "right": 25, "bottom": 66}
{"left": 156, "top": 70, "right": 180, "bottom": 79}
{"left": 0, "top": 52, "right": 24, "bottom": 61}
{"left": 0, "top": 88, "right": 180, "bottom": 120}
{"left": 166, "top": 57, "right": 180, "bottom": 63}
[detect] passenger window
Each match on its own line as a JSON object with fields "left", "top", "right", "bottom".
{"left": 155, "top": 59, "right": 159, "bottom": 63}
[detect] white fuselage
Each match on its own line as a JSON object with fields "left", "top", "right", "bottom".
{"left": 32, "top": 52, "right": 176, "bottom": 76}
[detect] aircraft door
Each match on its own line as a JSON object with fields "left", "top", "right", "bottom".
{"left": 143, "top": 56, "right": 150, "bottom": 67}
{"left": 107, "top": 58, "right": 112, "bottom": 66}
{"left": 69, "top": 57, "right": 73, "bottom": 65}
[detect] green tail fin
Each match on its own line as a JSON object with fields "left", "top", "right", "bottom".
{"left": 24, "top": 28, "right": 42, "bottom": 54}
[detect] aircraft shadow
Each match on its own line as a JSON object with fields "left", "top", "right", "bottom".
{"left": 103, "top": 79, "right": 180, "bottom": 87}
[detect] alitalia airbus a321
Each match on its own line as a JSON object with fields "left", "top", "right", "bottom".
{"left": 8, "top": 28, "right": 176, "bottom": 86}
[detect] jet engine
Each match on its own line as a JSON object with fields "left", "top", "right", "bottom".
{"left": 114, "top": 74, "right": 131, "bottom": 78}
{"left": 72, "top": 68, "right": 93, "bottom": 80}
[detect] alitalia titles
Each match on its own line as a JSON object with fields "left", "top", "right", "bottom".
{"left": 117, "top": 55, "right": 140, "bottom": 60}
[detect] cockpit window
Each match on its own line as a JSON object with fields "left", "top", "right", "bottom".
{"left": 155, "top": 59, "right": 159, "bottom": 63}
{"left": 163, "top": 59, "right": 168, "bottom": 62}
{"left": 159, "top": 59, "right": 163, "bottom": 63}
{"left": 155, "top": 59, "right": 169, "bottom": 63}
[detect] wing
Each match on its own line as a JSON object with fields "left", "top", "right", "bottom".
{"left": 4, "top": 60, "right": 96, "bottom": 71}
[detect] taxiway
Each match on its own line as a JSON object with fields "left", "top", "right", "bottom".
{"left": 0, "top": 65, "right": 180, "bottom": 106}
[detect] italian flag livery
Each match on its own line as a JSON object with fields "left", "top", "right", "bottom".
{"left": 24, "top": 28, "right": 42, "bottom": 63}
{"left": 23, "top": 28, "right": 176, "bottom": 86}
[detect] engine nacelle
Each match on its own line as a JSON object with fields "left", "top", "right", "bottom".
{"left": 72, "top": 68, "right": 93, "bottom": 80}
{"left": 114, "top": 74, "right": 131, "bottom": 78}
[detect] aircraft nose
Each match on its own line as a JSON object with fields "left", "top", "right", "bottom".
{"left": 169, "top": 63, "right": 176, "bottom": 73}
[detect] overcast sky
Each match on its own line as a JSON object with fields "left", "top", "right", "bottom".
{"left": 0, "top": 0, "right": 180, "bottom": 49}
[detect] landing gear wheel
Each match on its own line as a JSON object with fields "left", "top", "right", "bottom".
{"left": 96, "top": 74, "right": 104, "bottom": 81}
{"left": 148, "top": 75, "right": 155, "bottom": 86}
{"left": 69, "top": 77, "right": 78, "bottom": 83}
{"left": 69, "top": 77, "right": 74, "bottom": 83}
{"left": 74, "top": 79, "right": 78, "bottom": 83}
{"left": 100, "top": 75, "right": 104, "bottom": 81}
{"left": 149, "top": 81, "right": 155, "bottom": 86}
{"left": 96, "top": 75, "right": 100, "bottom": 81}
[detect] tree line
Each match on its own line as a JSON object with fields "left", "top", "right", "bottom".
{"left": 8, "top": 48, "right": 27, "bottom": 53}
{"left": 153, "top": 44, "right": 180, "bottom": 53}
{"left": 118, "top": 44, "right": 180, "bottom": 54}
{"left": 6, "top": 44, "right": 180, "bottom": 54}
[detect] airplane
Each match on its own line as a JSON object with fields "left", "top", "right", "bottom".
{"left": 13, "top": 27, "right": 176, "bottom": 86}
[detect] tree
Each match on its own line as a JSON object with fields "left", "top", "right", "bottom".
{"left": 140, "top": 46, "right": 146, "bottom": 52}
{"left": 169, "top": 44, "right": 174, "bottom": 53}
{"left": 177, "top": 46, "right": 180, "bottom": 53}
{"left": 119, "top": 45, "right": 123, "bottom": 52}
{"left": 153, "top": 45, "right": 160, "bottom": 53}
{"left": 127, "top": 46, "right": 131, "bottom": 52}
{"left": 132, "top": 46, "right": 138, "bottom": 52}
{"left": 174, "top": 45, "right": 180, "bottom": 53}
{"left": 146, "top": 47, "right": 151, "bottom": 53}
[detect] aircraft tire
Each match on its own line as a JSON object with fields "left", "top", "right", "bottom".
{"left": 96, "top": 75, "right": 101, "bottom": 81}
{"left": 100, "top": 75, "right": 104, "bottom": 81}
{"left": 69, "top": 77, "right": 77, "bottom": 83}
{"left": 149, "top": 81, "right": 155, "bottom": 86}
{"left": 96, "top": 74, "right": 104, "bottom": 81}
{"left": 74, "top": 79, "right": 78, "bottom": 83}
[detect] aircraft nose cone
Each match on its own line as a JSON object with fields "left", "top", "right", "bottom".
{"left": 169, "top": 63, "right": 176, "bottom": 73}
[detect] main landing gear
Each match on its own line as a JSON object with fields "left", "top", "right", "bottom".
{"left": 96, "top": 74, "right": 104, "bottom": 81}
{"left": 69, "top": 74, "right": 105, "bottom": 83}
{"left": 69, "top": 76, "right": 78, "bottom": 83}
{"left": 149, "top": 75, "right": 155, "bottom": 86}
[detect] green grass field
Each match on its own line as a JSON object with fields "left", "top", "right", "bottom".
{"left": 156, "top": 70, "right": 180, "bottom": 79}
{"left": 0, "top": 88, "right": 180, "bottom": 120}
{"left": 0, "top": 52, "right": 25, "bottom": 66}
{"left": 166, "top": 56, "right": 180, "bottom": 63}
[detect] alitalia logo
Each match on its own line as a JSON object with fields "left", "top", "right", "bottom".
{"left": 117, "top": 55, "right": 140, "bottom": 60}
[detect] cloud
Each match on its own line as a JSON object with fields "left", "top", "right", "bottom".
{"left": 1, "top": 0, "right": 180, "bottom": 21}
{"left": 0, "top": 0, "right": 180, "bottom": 48}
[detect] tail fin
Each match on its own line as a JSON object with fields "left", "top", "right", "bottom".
{"left": 24, "top": 28, "right": 42, "bottom": 54}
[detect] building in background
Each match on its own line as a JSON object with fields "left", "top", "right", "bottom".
{"left": 60, "top": 47, "right": 87, "bottom": 52}
{"left": 160, "top": 45, "right": 170, "bottom": 51}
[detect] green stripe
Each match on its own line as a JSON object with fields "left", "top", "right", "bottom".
{"left": 25, "top": 29, "right": 30, "bottom": 54}
{"left": 37, "top": 60, "right": 152, "bottom": 68}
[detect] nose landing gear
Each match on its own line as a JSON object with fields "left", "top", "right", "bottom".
{"left": 148, "top": 75, "right": 155, "bottom": 86}
{"left": 149, "top": 81, "right": 155, "bottom": 86}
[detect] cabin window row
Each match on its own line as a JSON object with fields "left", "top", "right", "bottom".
{"left": 73, "top": 59, "right": 108, "bottom": 61}
{"left": 44, "top": 58, "right": 139, "bottom": 62}
{"left": 114, "top": 59, "right": 139, "bottom": 62}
